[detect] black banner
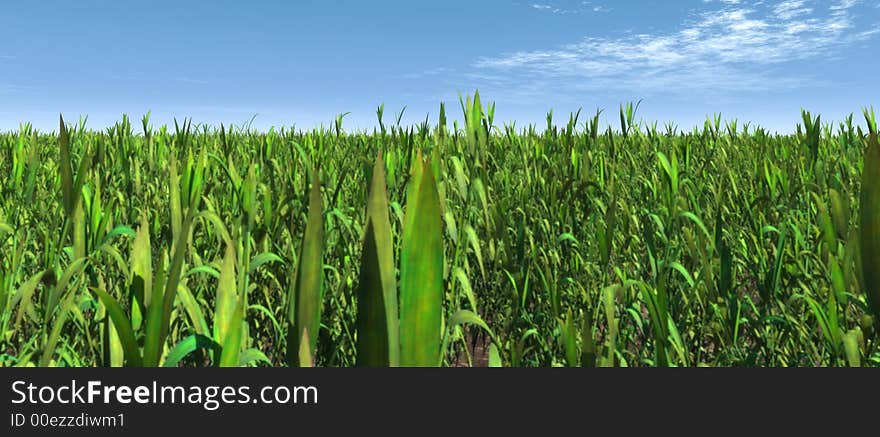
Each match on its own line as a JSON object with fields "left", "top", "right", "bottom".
{"left": 1, "top": 369, "right": 874, "bottom": 435}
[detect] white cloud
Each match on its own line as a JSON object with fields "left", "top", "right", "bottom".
{"left": 476, "top": 1, "right": 878, "bottom": 96}
{"left": 398, "top": 67, "right": 454, "bottom": 80}
{"left": 774, "top": 1, "right": 811, "bottom": 20}
{"left": 830, "top": 0, "right": 860, "bottom": 10}
{"left": 529, "top": 1, "right": 610, "bottom": 15}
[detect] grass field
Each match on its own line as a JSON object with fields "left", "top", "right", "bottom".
{"left": 1, "top": 94, "right": 879, "bottom": 367}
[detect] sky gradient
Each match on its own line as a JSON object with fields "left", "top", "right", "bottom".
{"left": 1, "top": 0, "right": 878, "bottom": 133}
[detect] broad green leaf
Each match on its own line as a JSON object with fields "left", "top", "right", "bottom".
{"left": 239, "top": 348, "right": 272, "bottom": 367}
{"left": 44, "top": 257, "right": 88, "bottom": 325}
{"left": 455, "top": 268, "right": 478, "bottom": 313}
{"left": 72, "top": 201, "right": 85, "bottom": 260}
{"left": 159, "top": 153, "right": 203, "bottom": 359}
{"left": 143, "top": 254, "right": 167, "bottom": 367}
{"left": 39, "top": 288, "right": 80, "bottom": 367}
{"left": 177, "top": 284, "right": 208, "bottom": 337}
{"left": 106, "top": 312, "right": 124, "bottom": 367}
{"left": 298, "top": 328, "right": 313, "bottom": 367}
{"left": 12, "top": 270, "right": 46, "bottom": 329}
{"left": 860, "top": 132, "right": 880, "bottom": 320}
{"left": 464, "top": 225, "right": 486, "bottom": 281}
{"left": 400, "top": 156, "right": 445, "bottom": 367}
{"left": 218, "top": 296, "right": 244, "bottom": 368}
{"left": 97, "top": 225, "right": 136, "bottom": 250}
{"left": 214, "top": 244, "right": 237, "bottom": 347}
{"left": 163, "top": 334, "right": 221, "bottom": 368}
{"left": 169, "top": 156, "right": 182, "bottom": 251}
{"left": 357, "top": 153, "right": 399, "bottom": 367}
{"left": 93, "top": 288, "right": 142, "bottom": 367}
{"left": 829, "top": 188, "right": 849, "bottom": 240}
{"left": 843, "top": 329, "right": 862, "bottom": 368}
{"left": 448, "top": 310, "right": 496, "bottom": 343}
{"left": 288, "top": 170, "right": 324, "bottom": 366}
{"left": 561, "top": 312, "right": 578, "bottom": 367}
{"left": 249, "top": 252, "right": 284, "bottom": 274}
{"left": 488, "top": 344, "right": 502, "bottom": 367}
{"left": 185, "top": 265, "right": 220, "bottom": 279}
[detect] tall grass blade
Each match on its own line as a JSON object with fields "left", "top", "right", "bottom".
{"left": 287, "top": 171, "right": 324, "bottom": 366}
{"left": 356, "top": 153, "right": 399, "bottom": 367}
{"left": 400, "top": 156, "right": 444, "bottom": 367}
{"left": 93, "top": 288, "right": 142, "bottom": 367}
{"left": 860, "top": 132, "right": 880, "bottom": 320}
{"left": 214, "top": 244, "right": 238, "bottom": 348}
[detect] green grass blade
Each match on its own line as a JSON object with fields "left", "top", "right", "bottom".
{"left": 488, "top": 344, "right": 502, "bottom": 367}
{"left": 249, "top": 252, "right": 284, "bottom": 274}
{"left": 298, "top": 328, "right": 313, "bottom": 367}
{"left": 561, "top": 312, "right": 578, "bottom": 367}
{"left": 399, "top": 156, "right": 445, "bottom": 367}
{"left": 287, "top": 170, "right": 324, "bottom": 366}
{"left": 58, "top": 115, "right": 74, "bottom": 218}
{"left": 44, "top": 257, "right": 88, "bottom": 325}
{"left": 449, "top": 309, "right": 496, "bottom": 341}
{"left": 860, "top": 132, "right": 880, "bottom": 321}
{"left": 158, "top": 153, "right": 205, "bottom": 361}
{"left": 163, "top": 334, "right": 221, "bottom": 368}
{"left": 12, "top": 270, "right": 46, "bottom": 329}
{"left": 93, "top": 288, "right": 142, "bottom": 367}
{"left": 169, "top": 156, "right": 182, "bottom": 245}
{"left": 73, "top": 198, "right": 86, "bottom": 260}
{"left": 106, "top": 314, "right": 124, "bottom": 367}
{"left": 214, "top": 244, "right": 237, "bottom": 347}
{"left": 843, "top": 329, "right": 862, "bottom": 367}
{"left": 356, "top": 153, "right": 399, "bottom": 367}
{"left": 239, "top": 348, "right": 272, "bottom": 367}
{"left": 39, "top": 289, "right": 79, "bottom": 367}
{"left": 218, "top": 297, "right": 244, "bottom": 367}
{"left": 142, "top": 256, "right": 167, "bottom": 367}
{"left": 176, "top": 284, "right": 208, "bottom": 337}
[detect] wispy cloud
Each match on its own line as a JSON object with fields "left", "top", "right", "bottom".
{"left": 529, "top": 1, "right": 611, "bottom": 15}
{"left": 774, "top": 1, "right": 812, "bottom": 20}
{"left": 108, "top": 73, "right": 210, "bottom": 85}
{"left": 476, "top": 0, "right": 877, "bottom": 99}
{"left": 398, "top": 67, "right": 454, "bottom": 80}
{"left": 830, "top": 0, "right": 860, "bottom": 10}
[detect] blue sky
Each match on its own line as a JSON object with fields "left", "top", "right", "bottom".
{"left": 1, "top": 0, "right": 878, "bottom": 133}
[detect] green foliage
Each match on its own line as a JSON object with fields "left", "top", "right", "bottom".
{"left": 1, "top": 102, "right": 879, "bottom": 367}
